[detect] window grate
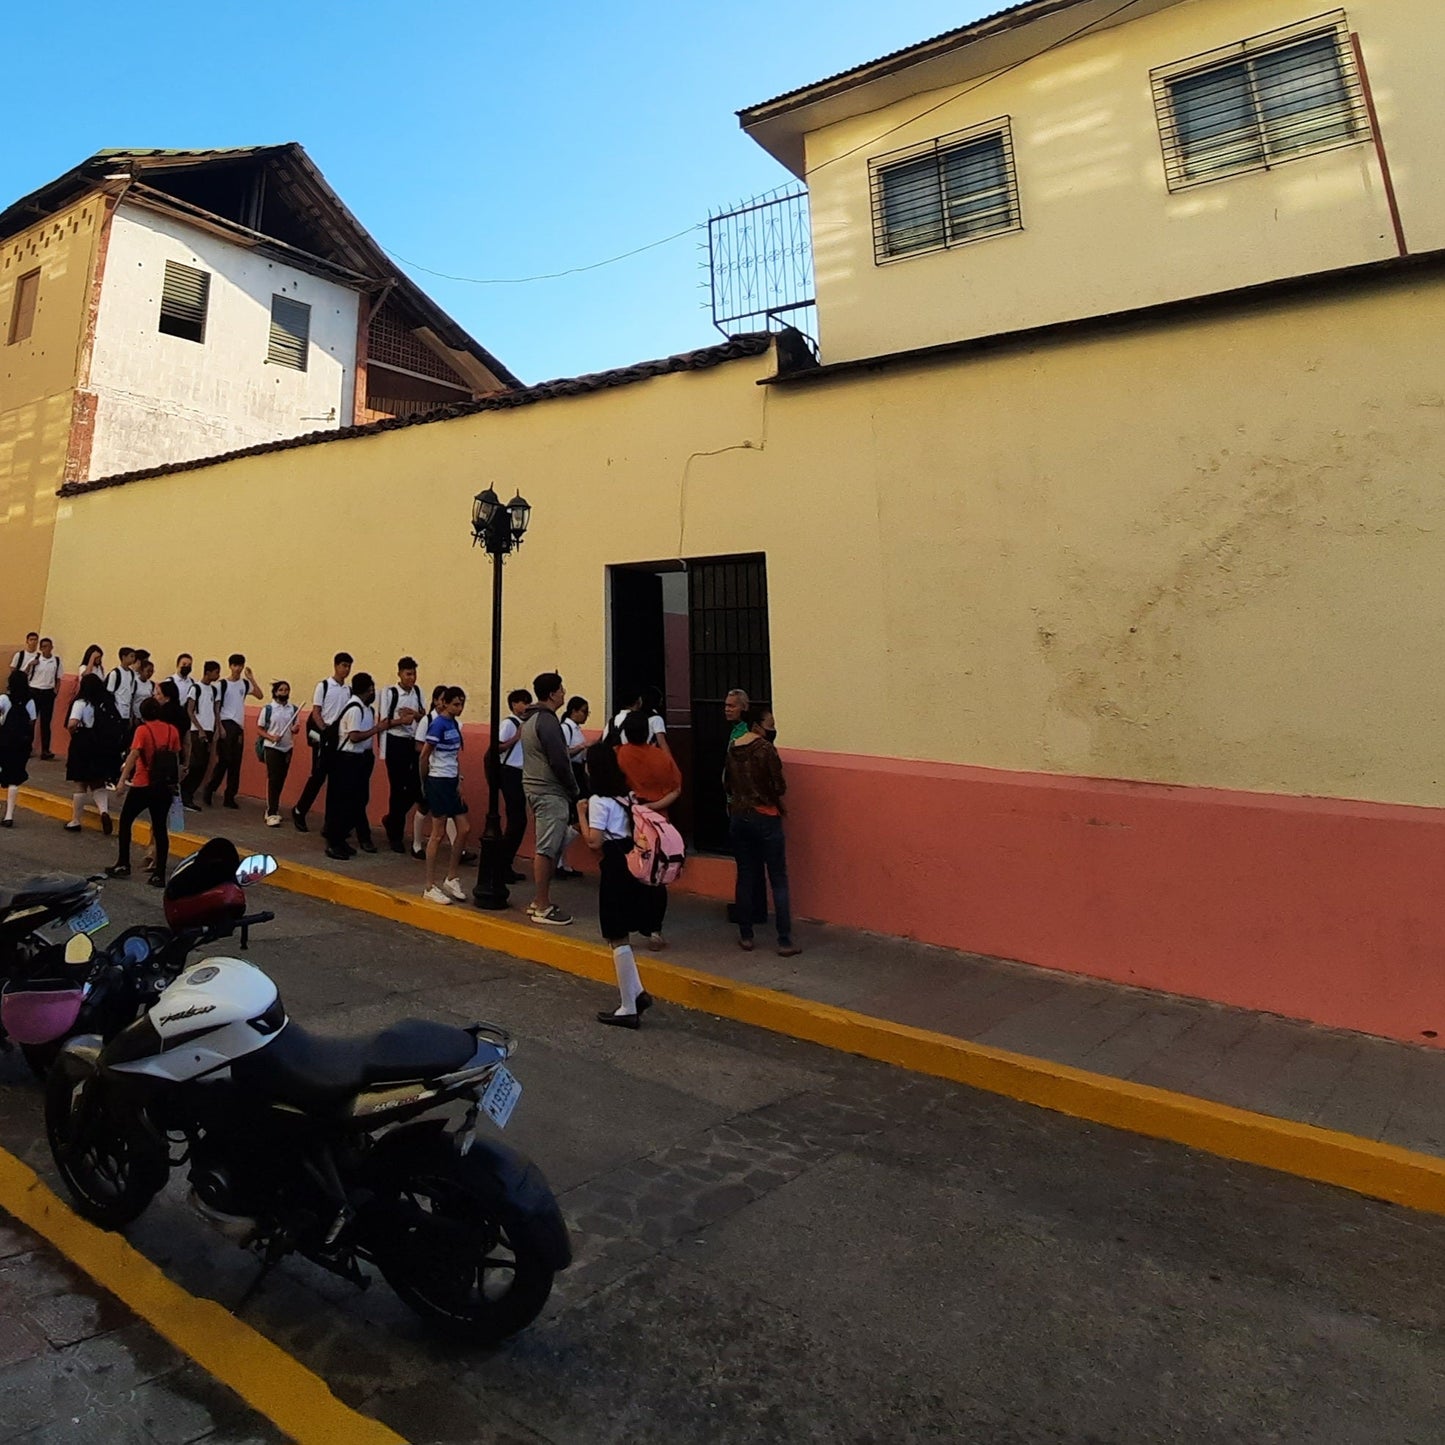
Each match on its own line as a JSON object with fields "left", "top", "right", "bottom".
{"left": 267, "top": 294, "right": 311, "bottom": 371}
{"left": 1152, "top": 12, "right": 1370, "bottom": 191}
{"left": 7, "top": 268, "right": 39, "bottom": 345}
{"left": 869, "top": 117, "right": 1021, "bottom": 265}
{"left": 158, "top": 260, "right": 209, "bottom": 343}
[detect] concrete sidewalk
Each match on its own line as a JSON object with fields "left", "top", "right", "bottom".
{"left": 0, "top": 1209, "right": 283, "bottom": 1444}
{"left": 12, "top": 762, "right": 1445, "bottom": 1161}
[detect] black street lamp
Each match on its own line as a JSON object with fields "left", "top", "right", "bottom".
{"left": 471, "top": 487, "right": 531, "bottom": 909}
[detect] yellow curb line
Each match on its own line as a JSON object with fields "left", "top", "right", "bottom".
{"left": 0, "top": 1149, "right": 406, "bottom": 1445}
{"left": 18, "top": 786, "right": 1445, "bottom": 1220}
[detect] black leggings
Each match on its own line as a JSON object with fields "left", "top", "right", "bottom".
{"left": 118, "top": 784, "right": 170, "bottom": 876}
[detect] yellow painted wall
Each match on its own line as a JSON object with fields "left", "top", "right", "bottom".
{"left": 803, "top": 0, "right": 1441, "bottom": 362}
{"left": 0, "top": 195, "right": 105, "bottom": 650}
{"left": 41, "top": 269, "right": 1445, "bottom": 807}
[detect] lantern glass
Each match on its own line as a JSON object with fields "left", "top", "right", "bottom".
{"left": 472, "top": 489, "right": 500, "bottom": 541}
{"left": 507, "top": 493, "right": 532, "bottom": 542}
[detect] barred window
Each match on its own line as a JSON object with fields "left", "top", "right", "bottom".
{"left": 870, "top": 120, "right": 1021, "bottom": 264}
{"left": 1154, "top": 15, "right": 1369, "bottom": 190}
{"left": 267, "top": 295, "right": 311, "bottom": 371}
{"left": 158, "top": 260, "right": 209, "bottom": 343}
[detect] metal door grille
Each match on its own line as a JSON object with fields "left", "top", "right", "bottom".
{"left": 689, "top": 555, "right": 771, "bottom": 854}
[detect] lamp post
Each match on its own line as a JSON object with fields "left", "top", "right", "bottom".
{"left": 471, "top": 487, "right": 532, "bottom": 909}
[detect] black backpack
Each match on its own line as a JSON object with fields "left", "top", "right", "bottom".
{"left": 146, "top": 723, "right": 181, "bottom": 791}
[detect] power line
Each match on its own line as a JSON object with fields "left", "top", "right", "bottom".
{"left": 383, "top": 223, "right": 703, "bottom": 286}
{"left": 382, "top": 0, "right": 1148, "bottom": 286}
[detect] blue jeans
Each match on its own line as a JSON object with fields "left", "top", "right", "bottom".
{"left": 730, "top": 812, "right": 792, "bottom": 945}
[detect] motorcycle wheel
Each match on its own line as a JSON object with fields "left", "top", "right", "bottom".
{"left": 44, "top": 1069, "right": 166, "bottom": 1230}
{"left": 373, "top": 1160, "right": 556, "bottom": 1343}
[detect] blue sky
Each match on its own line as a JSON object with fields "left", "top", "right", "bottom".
{"left": 0, "top": 1, "right": 986, "bottom": 383}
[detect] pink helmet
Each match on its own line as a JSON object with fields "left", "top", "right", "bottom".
{"left": 2, "top": 981, "right": 85, "bottom": 1046}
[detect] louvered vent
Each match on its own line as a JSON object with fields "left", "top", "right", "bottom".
{"left": 158, "top": 261, "right": 209, "bottom": 343}
{"left": 267, "top": 295, "right": 311, "bottom": 371}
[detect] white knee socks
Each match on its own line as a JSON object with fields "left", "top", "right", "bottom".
{"left": 93, "top": 789, "right": 110, "bottom": 816}
{"left": 3, "top": 786, "right": 16, "bottom": 822}
{"left": 70, "top": 792, "right": 87, "bottom": 825}
{"left": 612, "top": 945, "right": 642, "bottom": 1014}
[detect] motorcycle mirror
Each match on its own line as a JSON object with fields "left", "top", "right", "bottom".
{"left": 235, "top": 854, "right": 279, "bottom": 887}
{"left": 63, "top": 934, "right": 94, "bottom": 966}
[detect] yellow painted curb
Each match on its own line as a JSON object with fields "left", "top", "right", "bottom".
{"left": 17, "top": 786, "right": 1445, "bottom": 1218}
{"left": 0, "top": 1149, "right": 406, "bottom": 1445}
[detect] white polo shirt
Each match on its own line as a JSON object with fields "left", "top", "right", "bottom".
{"left": 107, "top": 667, "right": 137, "bottom": 719}
{"left": 216, "top": 677, "right": 249, "bottom": 727}
{"left": 612, "top": 710, "right": 667, "bottom": 744}
{"left": 169, "top": 673, "right": 196, "bottom": 708}
{"left": 194, "top": 680, "right": 218, "bottom": 733}
{"left": 10, "top": 650, "right": 38, "bottom": 675}
{"left": 499, "top": 714, "right": 523, "bottom": 769}
{"left": 337, "top": 698, "right": 375, "bottom": 754}
{"left": 131, "top": 678, "right": 154, "bottom": 720}
{"left": 260, "top": 700, "right": 299, "bottom": 754}
{"left": 29, "top": 654, "right": 61, "bottom": 690}
{"left": 312, "top": 678, "right": 353, "bottom": 726}
{"left": 378, "top": 682, "right": 423, "bottom": 759}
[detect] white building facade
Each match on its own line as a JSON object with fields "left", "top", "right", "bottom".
{"left": 86, "top": 203, "right": 361, "bottom": 477}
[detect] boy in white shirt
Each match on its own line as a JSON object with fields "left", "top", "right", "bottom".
{"left": 292, "top": 652, "right": 352, "bottom": 832}
{"left": 203, "top": 654, "right": 261, "bottom": 809}
{"left": 324, "top": 671, "right": 383, "bottom": 860}
{"left": 181, "top": 660, "right": 220, "bottom": 811}
{"left": 379, "top": 655, "right": 424, "bottom": 853}
{"left": 28, "top": 638, "right": 62, "bottom": 759}
{"left": 498, "top": 687, "right": 531, "bottom": 884}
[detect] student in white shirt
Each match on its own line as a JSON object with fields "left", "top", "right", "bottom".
{"left": 611, "top": 685, "right": 669, "bottom": 749}
{"left": 10, "top": 633, "right": 39, "bottom": 676}
{"left": 181, "top": 660, "right": 221, "bottom": 811}
{"left": 131, "top": 655, "right": 155, "bottom": 721}
{"left": 0, "top": 669, "right": 38, "bottom": 827}
{"left": 558, "top": 696, "right": 591, "bottom": 880}
{"left": 259, "top": 681, "right": 302, "bottom": 826}
{"left": 419, "top": 687, "right": 469, "bottom": 904}
{"left": 64, "top": 673, "right": 115, "bottom": 833}
{"left": 324, "top": 671, "right": 384, "bottom": 860}
{"left": 379, "top": 655, "right": 425, "bottom": 853}
{"left": 202, "top": 654, "right": 261, "bottom": 809}
{"left": 106, "top": 647, "right": 139, "bottom": 732}
{"left": 292, "top": 652, "right": 352, "bottom": 832}
{"left": 498, "top": 687, "right": 531, "bottom": 883}
{"left": 27, "top": 638, "right": 62, "bottom": 760}
{"left": 78, "top": 644, "right": 105, "bottom": 679}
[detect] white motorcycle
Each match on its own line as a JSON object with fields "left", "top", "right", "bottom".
{"left": 46, "top": 947, "right": 571, "bottom": 1343}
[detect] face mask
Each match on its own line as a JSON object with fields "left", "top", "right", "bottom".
{"left": 179, "top": 664, "right": 191, "bottom": 676}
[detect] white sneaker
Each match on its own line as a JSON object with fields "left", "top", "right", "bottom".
{"left": 265, "top": 814, "right": 282, "bottom": 828}
{"left": 443, "top": 877, "right": 466, "bottom": 902}
{"left": 423, "top": 886, "right": 453, "bottom": 906}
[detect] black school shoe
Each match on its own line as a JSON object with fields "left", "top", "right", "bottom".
{"left": 596, "top": 1011, "right": 640, "bottom": 1030}
{"left": 291, "top": 809, "right": 308, "bottom": 833}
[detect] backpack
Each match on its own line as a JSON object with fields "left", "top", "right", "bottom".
{"left": 309, "top": 680, "right": 346, "bottom": 750}
{"left": 625, "top": 799, "right": 686, "bottom": 887}
{"left": 253, "top": 704, "right": 273, "bottom": 763}
{"left": 0, "top": 697, "right": 31, "bottom": 750}
{"left": 145, "top": 723, "right": 181, "bottom": 792}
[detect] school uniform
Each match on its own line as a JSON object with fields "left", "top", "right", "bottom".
{"left": 181, "top": 679, "right": 218, "bottom": 807}
{"left": 259, "top": 700, "right": 299, "bottom": 817}
{"left": 106, "top": 667, "right": 138, "bottom": 742}
{"left": 294, "top": 677, "right": 352, "bottom": 822}
{"left": 612, "top": 710, "right": 667, "bottom": 745}
{"left": 562, "top": 716, "right": 589, "bottom": 799}
{"left": 325, "top": 697, "right": 375, "bottom": 851}
{"left": 588, "top": 795, "right": 667, "bottom": 941}
{"left": 204, "top": 676, "right": 250, "bottom": 806}
{"left": 498, "top": 714, "right": 527, "bottom": 876}
{"left": 379, "top": 681, "right": 424, "bottom": 850}
{"left": 25, "top": 653, "right": 61, "bottom": 757}
{"left": 0, "top": 696, "right": 38, "bottom": 787}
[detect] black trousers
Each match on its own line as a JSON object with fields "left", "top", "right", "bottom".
{"left": 264, "top": 747, "right": 293, "bottom": 816}
{"left": 325, "top": 751, "right": 374, "bottom": 846}
{"left": 294, "top": 743, "right": 330, "bottom": 818}
{"left": 500, "top": 766, "right": 527, "bottom": 872}
{"left": 31, "top": 689, "right": 55, "bottom": 754}
{"left": 181, "top": 731, "right": 211, "bottom": 805}
{"left": 204, "top": 721, "right": 244, "bottom": 804}
{"left": 383, "top": 743, "right": 422, "bottom": 842}
{"left": 118, "top": 784, "right": 169, "bottom": 876}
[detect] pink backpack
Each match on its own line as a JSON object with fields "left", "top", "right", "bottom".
{"left": 626, "top": 799, "right": 686, "bottom": 886}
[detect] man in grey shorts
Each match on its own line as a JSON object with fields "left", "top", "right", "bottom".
{"left": 520, "top": 671, "right": 578, "bottom": 926}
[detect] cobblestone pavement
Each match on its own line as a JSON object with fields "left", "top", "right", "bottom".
{"left": 0, "top": 1211, "right": 283, "bottom": 1444}
{"left": 0, "top": 826, "right": 1443, "bottom": 1443}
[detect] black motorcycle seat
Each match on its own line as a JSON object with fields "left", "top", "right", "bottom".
{"left": 232, "top": 1018, "right": 478, "bottom": 1111}
{"left": 0, "top": 875, "right": 90, "bottom": 915}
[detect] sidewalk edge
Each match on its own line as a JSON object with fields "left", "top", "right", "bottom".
{"left": 0, "top": 1148, "right": 407, "bottom": 1445}
{"left": 20, "top": 787, "right": 1445, "bottom": 1218}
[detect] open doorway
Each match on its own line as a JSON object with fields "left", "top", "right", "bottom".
{"left": 609, "top": 554, "right": 771, "bottom": 852}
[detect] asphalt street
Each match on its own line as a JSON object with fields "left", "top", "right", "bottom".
{"left": 0, "top": 822, "right": 1442, "bottom": 1444}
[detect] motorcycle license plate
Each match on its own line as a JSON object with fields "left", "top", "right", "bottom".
{"left": 67, "top": 903, "right": 108, "bottom": 936}
{"left": 480, "top": 1066, "right": 521, "bottom": 1129}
